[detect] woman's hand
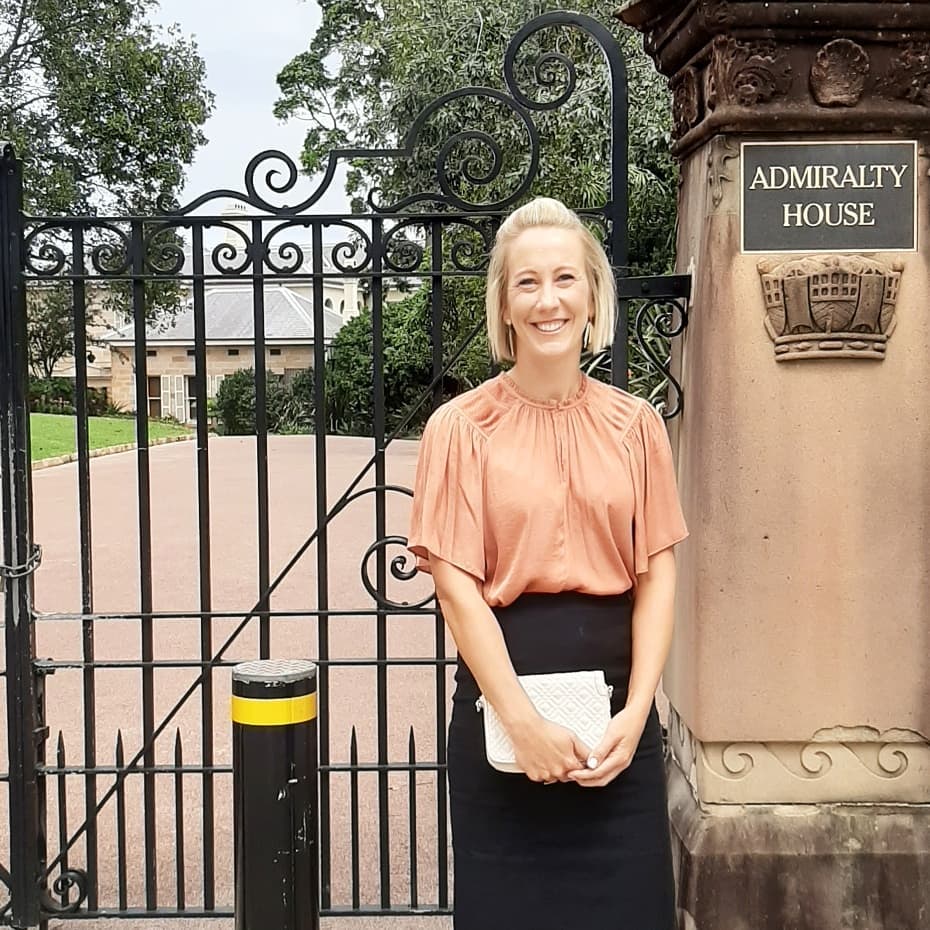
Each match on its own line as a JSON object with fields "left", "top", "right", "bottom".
{"left": 509, "top": 715, "right": 591, "bottom": 784}
{"left": 567, "top": 705, "right": 649, "bottom": 788}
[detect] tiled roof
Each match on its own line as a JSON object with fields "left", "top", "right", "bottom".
{"left": 104, "top": 285, "right": 344, "bottom": 344}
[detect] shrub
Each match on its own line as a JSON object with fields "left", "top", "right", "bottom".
{"left": 213, "top": 368, "right": 258, "bottom": 435}
{"left": 28, "top": 379, "right": 111, "bottom": 417}
{"left": 212, "top": 368, "right": 314, "bottom": 435}
{"left": 29, "top": 377, "right": 74, "bottom": 413}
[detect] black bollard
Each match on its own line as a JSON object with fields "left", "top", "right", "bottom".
{"left": 232, "top": 658, "right": 319, "bottom": 930}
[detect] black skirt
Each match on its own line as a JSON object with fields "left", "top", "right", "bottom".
{"left": 447, "top": 591, "right": 676, "bottom": 930}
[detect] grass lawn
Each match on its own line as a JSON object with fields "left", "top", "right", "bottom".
{"left": 31, "top": 414, "right": 191, "bottom": 462}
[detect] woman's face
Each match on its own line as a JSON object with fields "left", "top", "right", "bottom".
{"left": 503, "top": 225, "right": 592, "bottom": 364}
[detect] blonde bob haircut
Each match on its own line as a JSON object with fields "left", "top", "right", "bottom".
{"left": 485, "top": 197, "right": 617, "bottom": 363}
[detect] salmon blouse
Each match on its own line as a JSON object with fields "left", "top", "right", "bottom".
{"left": 407, "top": 371, "right": 688, "bottom": 608}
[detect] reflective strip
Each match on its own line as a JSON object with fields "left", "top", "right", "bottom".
{"left": 230, "top": 692, "right": 316, "bottom": 726}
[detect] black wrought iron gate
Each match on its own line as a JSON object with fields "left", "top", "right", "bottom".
{"left": 1, "top": 12, "right": 689, "bottom": 926}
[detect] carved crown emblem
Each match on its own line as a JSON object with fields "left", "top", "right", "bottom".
{"left": 757, "top": 255, "right": 903, "bottom": 361}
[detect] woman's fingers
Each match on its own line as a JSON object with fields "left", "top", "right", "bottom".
{"left": 569, "top": 732, "right": 635, "bottom": 785}
{"left": 516, "top": 721, "right": 590, "bottom": 782}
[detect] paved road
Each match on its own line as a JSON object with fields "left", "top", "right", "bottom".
{"left": 4, "top": 435, "right": 454, "bottom": 922}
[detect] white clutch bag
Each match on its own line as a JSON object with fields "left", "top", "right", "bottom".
{"left": 476, "top": 669, "right": 614, "bottom": 773}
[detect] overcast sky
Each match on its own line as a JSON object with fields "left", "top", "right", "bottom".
{"left": 150, "top": 0, "right": 349, "bottom": 216}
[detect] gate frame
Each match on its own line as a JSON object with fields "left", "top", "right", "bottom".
{"left": 1, "top": 143, "right": 43, "bottom": 929}
{"left": 1, "top": 11, "right": 691, "bottom": 925}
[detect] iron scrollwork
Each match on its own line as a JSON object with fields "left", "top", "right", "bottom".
{"left": 632, "top": 296, "right": 689, "bottom": 419}
{"left": 361, "top": 535, "right": 435, "bottom": 612}
{"left": 324, "top": 484, "right": 435, "bottom": 611}
{"left": 157, "top": 11, "right": 625, "bottom": 218}
{"left": 39, "top": 868, "right": 90, "bottom": 916}
{"left": 212, "top": 222, "right": 253, "bottom": 275}
{"left": 327, "top": 222, "right": 373, "bottom": 274}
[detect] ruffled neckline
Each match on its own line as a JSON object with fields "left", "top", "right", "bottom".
{"left": 498, "top": 371, "right": 589, "bottom": 410}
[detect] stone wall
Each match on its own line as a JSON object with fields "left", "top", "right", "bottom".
{"left": 108, "top": 344, "right": 315, "bottom": 421}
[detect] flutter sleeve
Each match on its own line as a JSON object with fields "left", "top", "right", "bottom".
{"left": 407, "top": 404, "right": 486, "bottom": 581}
{"left": 628, "top": 400, "right": 689, "bottom": 574}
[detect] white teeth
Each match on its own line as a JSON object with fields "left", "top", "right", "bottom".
{"left": 535, "top": 320, "right": 566, "bottom": 333}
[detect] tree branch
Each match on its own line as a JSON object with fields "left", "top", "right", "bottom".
{"left": 8, "top": 90, "right": 53, "bottom": 114}
{"left": 0, "top": 0, "right": 32, "bottom": 73}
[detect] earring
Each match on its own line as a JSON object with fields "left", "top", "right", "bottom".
{"left": 506, "top": 324, "right": 515, "bottom": 358}
{"left": 582, "top": 320, "right": 592, "bottom": 351}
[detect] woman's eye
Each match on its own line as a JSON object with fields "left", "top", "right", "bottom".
{"left": 517, "top": 278, "right": 534, "bottom": 287}
{"left": 558, "top": 273, "right": 575, "bottom": 282}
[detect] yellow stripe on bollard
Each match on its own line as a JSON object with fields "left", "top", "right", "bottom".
{"left": 231, "top": 692, "right": 317, "bottom": 727}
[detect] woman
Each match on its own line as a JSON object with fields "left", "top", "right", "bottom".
{"left": 407, "top": 197, "right": 687, "bottom": 929}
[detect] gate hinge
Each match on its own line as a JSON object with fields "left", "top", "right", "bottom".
{"left": 0, "top": 543, "right": 42, "bottom": 591}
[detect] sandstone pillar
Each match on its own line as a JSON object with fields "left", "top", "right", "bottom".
{"left": 617, "top": 3, "right": 930, "bottom": 928}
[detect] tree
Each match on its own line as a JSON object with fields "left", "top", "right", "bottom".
{"left": 26, "top": 283, "right": 74, "bottom": 380}
{"left": 2, "top": 0, "right": 213, "bottom": 215}
{"left": 325, "top": 279, "right": 490, "bottom": 436}
{"left": 3, "top": 0, "right": 214, "bottom": 387}
{"left": 275, "top": 0, "right": 677, "bottom": 274}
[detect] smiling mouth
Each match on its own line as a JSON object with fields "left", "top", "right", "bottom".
{"left": 532, "top": 320, "right": 568, "bottom": 334}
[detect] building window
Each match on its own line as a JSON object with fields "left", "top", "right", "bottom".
{"left": 227, "top": 348, "right": 239, "bottom": 356}
{"left": 147, "top": 376, "right": 161, "bottom": 418}
{"left": 186, "top": 375, "right": 197, "bottom": 422}
{"left": 147, "top": 349, "right": 157, "bottom": 358}
{"left": 269, "top": 348, "right": 281, "bottom": 356}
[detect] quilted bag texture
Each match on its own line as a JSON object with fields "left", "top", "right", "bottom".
{"left": 477, "top": 670, "right": 613, "bottom": 773}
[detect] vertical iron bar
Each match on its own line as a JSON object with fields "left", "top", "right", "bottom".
{"left": 34, "top": 669, "right": 48, "bottom": 927}
{"left": 191, "top": 224, "right": 216, "bottom": 909}
{"left": 130, "top": 219, "right": 157, "bottom": 908}
{"left": 71, "top": 223, "right": 99, "bottom": 911}
{"left": 370, "top": 217, "right": 390, "bottom": 908}
{"left": 0, "top": 142, "right": 41, "bottom": 928}
{"left": 429, "top": 224, "right": 449, "bottom": 908}
{"left": 251, "top": 219, "right": 271, "bottom": 660}
{"left": 55, "top": 733, "right": 69, "bottom": 908}
{"left": 174, "top": 731, "right": 185, "bottom": 911}
{"left": 606, "top": 19, "right": 630, "bottom": 389}
{"left": 114, "top": 732, "right": 127, "bottom": 911}
{"left": 349, "top": 729, "right": 359, "bottom": 912}
{"left": 430, "top": 221, "right": 443, "bottom": 413}
{"left": 407, "top": 728, "right": 418, "bottom": 910}
{"left": 311, "top": 222, "right": 331, "bottom": 910}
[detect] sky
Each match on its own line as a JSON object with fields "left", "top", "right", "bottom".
{"left": 149, "top": 0, "right": 349, "bottom": 216}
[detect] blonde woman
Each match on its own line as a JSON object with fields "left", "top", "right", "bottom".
{"left": 408, "top": 197, "right": 687, "bottom": 929}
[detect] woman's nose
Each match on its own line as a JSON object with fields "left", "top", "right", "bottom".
{"left": 537, "top": 281, "right": 559, "bottom": 308}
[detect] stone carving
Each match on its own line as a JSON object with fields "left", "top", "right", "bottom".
{"left": 706, "top": 37, "right": 792, "bottom": 111}
{"left": 673, "top": 67, "right": 701, "bottom": 138}
{"left": 697, "top": 0, "right": 736, "bottom": 30}
{"left": 668, "top": 707, "right": 699, "bottom": 795}
{"left": 669, "top": 712, "right": 930, "bottom": 803}
{"left": 879, "top": 42, "right": 930, "bottom": 107}
{"left": 757, "top": 255, "right": 903, "bottom": 361}
{"left": 706, "top": 135, "right": 739, "bottom": 209}
{"left": 620, "top": 2, "right": 930, "bottom": 158}
{"left": 810, "top": 39, "right": 870, "bottom": 107}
